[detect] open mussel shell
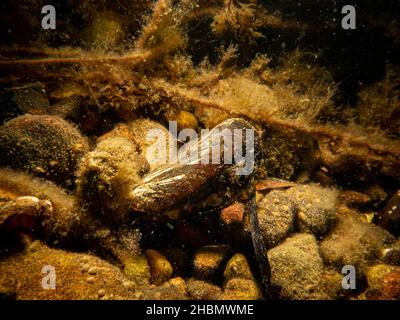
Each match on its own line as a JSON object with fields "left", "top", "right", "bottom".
{"left": 129, "top": 118, "right": 258, "bottom": 214}
{"left": 0, "top": 196, "right": 52, "bottom": 234}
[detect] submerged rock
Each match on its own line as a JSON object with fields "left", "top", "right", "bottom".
{"left": 84, "top": 11, "right": 125, "bottom": 50}
{"left": 0, "top": 167, "right": 93, "bottom": 247}
{"left": 267, "top": 233, "right": 327, "bottom": 300}
{"left": 122, "top": 254, "right": 151, "bottom": 287}
{"left": 221, "top": 253, "right": 262, "bottom": 300}
{"left": 319, "top": 268, "right": 349, "bottom": 300}
{"left": 145, "top": 249, "right": 173, "bottom": 285}
{"left": 186, "top": 279, "right": 222, "bottom": 300}
{"left": 365, "top": 264, "right": 400, "bottom": 300}
{"left": 257, "top": 184, "right": 337, "bottom": 249}
{"left": 192, "top": 245, "right": 233, "bottom": 281}
{"left": 220, "top": 202, "right": 245, "bottom": 226}
{"left": 223, "top": 253, "right": 254, "bottom": 282}
{"left": 176, "top": 111, "right": 198, "bottom": 131}
{"left": 219, "top": 202, "right": 247, "bottom": 244}
{"left": 0, "top": 114, "right": 89, "bottom": 187}
{"left": 319, "top": 206, "right": 396, "bottom": 276}
{"left": 366, "top": 264, "right": 399, "bottom": 289}
{"left": 0, "top": 241, "right": 136, "bottom": 300}
{"left": 287, "top": 185, "right": 338, "bottom": 237}
{"left": 378, "top": 189, "right": 400, "bottom": 236}
{"left": 128, "top": 119, "right": 177, "bottom": 171}
{"left": 159, "top": 248, "right": 191, "bottom": 277}
{"left": 76, "top": 123, "right": 148, "bottom": 224}
{"left": 221, "top": 278, "right": 262, "bottom": 300}
{"left": 381, "top": 240, "right": 400, "bottom": 266}
{"left": 257, "top": 190, "right": 296, "bottom": 248}
{"left": 0, "top": 272, "right": 17, "bottom": 300}
{"left": 0, "top": 168, "right": 148, "bottom": 286}
{"left": 0, "top": 83, "right": 49, "bottom": 123}
{"left": 140, "top": 278, "right": 188, "bottom": 300}
{"left": 380, "top": 270, "right": 400, "bottom": 299}
{"left": 159, "top": 248, "right": 190, "bottom": 277}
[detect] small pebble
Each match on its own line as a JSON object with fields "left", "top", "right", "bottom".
{"left": 132, "top": 291, "right": 144, "bottom": 300}
{"left": 88, "top": 267, "right": 98, "bottom": 275}
{"left": 122, "top": 281, "right": 136, "bottom": 290}
{"left": 381, "top": 242, "right": 400, "bottom": 265}
{"left": 81, "top": 264, "right": 90, "bottom": 273}
{"left": 145, "top": 249, "right": 173, "bottom": 285}
{"left": 80, "top": 256, "right": 89, "bottom": 264}
{"left": 223, "top": 253, "right": 254, "bottom": 282}
{"left": 98, "top": 289, "right": 106, "bottom": 298}
{"left": 220, "top": 203, "right": 244, "bottom": 225}
{"left": 177, "top": 111, "right": 198, "bottom": 131}
{"left": 381, "top": 271, "right": 400, "bottom": 299}
{"left": 86, "top": 277, "right": 95, "bottom": 284}
{"left": 27, "top": 240, "right": 43, "bottom": 253}
{"left": 193, "top": 245, "right": 233, "bottom": 280}
{"left": 339, "top": 190, "right": 371, "bottom": 206}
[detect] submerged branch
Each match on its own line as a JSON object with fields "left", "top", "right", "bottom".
{"left": 151, "top": 79, "right": 400, "bottom": 176}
